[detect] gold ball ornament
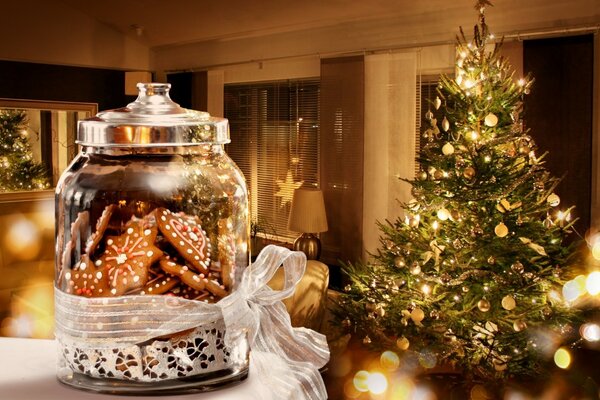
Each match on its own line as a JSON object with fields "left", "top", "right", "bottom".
{"left": 484, "top": 113, "right": 498, "bottom": 127}
{"left": 433, "top": 170, "right": 443, "bottom": 180}
{"left": 437, "top": 208, "right": 450, "bottom": 221}
{"left": 513, "top": 319, "right": 527, "bottom": 332}
{"left": 477, "top": 299, "right": 491, "bottom": 312}
{"left": 501, "top": 295, "right": 516, "bottom": 311}
{"left": 547, "top": 193, "right": 560, "bottom": 207}
{"left": 411, "top": 307, "right": 425, "bottom": 323}
{"left": 410, "top": 262, "right": 421, "bottom": 275}
{"left": 511, "top": 261, "right": 524, "bottom": 274}
{"left": 494, "top": 222, "right": 509, "bottom": 237}
{"left": 394, "top": 256, "right": 406, "bottom": 268}
{"left": 396, "top": 336, "right": 410, "bottom": 350}
{"left": 418, "top": 171, "right": 428, "bottom": 180}
{"left": 463, "top": 166, "right": 476, "bottom": 179}
{"left": 442, "top": 117, "right": 450, "bottom": 132}
{"left": 442, "top": 142, "right": 455, "bottom": 155}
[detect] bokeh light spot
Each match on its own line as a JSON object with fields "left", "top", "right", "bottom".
{"left": 380, "top": 350, "right": 400, "bottom": 370}
{"left": 586, "top": 271, "right": 600, "bottom": 296}
{"left": 554, "top": 347, "right": 571, "bottom": 369}
{"left": 581, "top": 323, "right": 600, "bottom": 342}
{"left": 353, "top": 370, "right": 370, "bottom": 392}
{"left": 366, "top": 372, "right": 388, "bottom": 395}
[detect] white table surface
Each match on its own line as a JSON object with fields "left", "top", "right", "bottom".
{"left": 0, "top": 337, "right": 268, "bottom": 400}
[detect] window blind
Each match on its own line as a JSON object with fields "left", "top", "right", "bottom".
{"left": 224, "top": 79, "right": 320, "bottom": 242}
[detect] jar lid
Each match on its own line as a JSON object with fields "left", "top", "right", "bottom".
{"left": 77, "top": 83, "right": 230, "bottom": 146}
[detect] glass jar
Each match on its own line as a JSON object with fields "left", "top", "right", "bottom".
{"left": 54, "top": 83, "right": 249, "bottom": 394}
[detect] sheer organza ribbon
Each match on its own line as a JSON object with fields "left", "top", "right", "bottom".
{"left": 55, "top": 245, "right": 329, "bottom": 400}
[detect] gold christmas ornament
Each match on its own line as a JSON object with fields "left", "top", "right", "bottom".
{"left": 547, "top": 193, "right": 560, "bottom": 207}
{"left": 511, "top": 261, "right": 524, "bottom": 274}
{"left": 374, "top": 303, "right": 386, "bottom": 318}
{"left": 477, "top": 299, "right": 491, "bottom": 312}
{"left": 451, "top": 210, "right": 461, "bottom": 221}
{"left": 494, "top": 222, "right": 509, "bottom": 237}
{"left": 410, "top": 262, "right": 421, "bottom": 275}
{"left": 463, "top": 166, "right": 476, "bottom": 179}
{"left": 501, "top": 295, "right": 516, "bottom": 311}
{"left": 484, "top": 112, "right": 498, "bottom": 127}
{"left": 342, "top": 317, "right": 352, "bottom": 328}
{"left": 433, "top": 170, "right": 443, "bottom": 180}
{"left": 442, "top": 142, "right": 455, "bottom": 155}
{"left": 434, "top": 96, "right": 442, "bottom": 110}
{"left": 363, "top": 335, "right": 372, "bottom": 344}
{"left": 513, "top": 319, "right": 527, "bottom": 332}
{"left": 394, "top": 256, "right": 406, "bottom": 268}
{"left": 418, "top": 171, "right": 428, "bottom": 180}
{"left": 411, "top": 307, "right": 425, "bottom": 323}
{"left": 396, "top": 336, "right": 410, "bottom": 350}
{"left": 437, "top": 208, "right": 450, "bottom": 221}
{"left": 442, "top": 117, "right": 450, "bottom": 132}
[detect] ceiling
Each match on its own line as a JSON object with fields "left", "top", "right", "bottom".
{"left": 59, "top": 0, "right": 474, "bottom": 49}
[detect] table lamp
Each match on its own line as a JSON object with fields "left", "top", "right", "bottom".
{"left": 288, "top": 188, "right": 328, "bottom": 260}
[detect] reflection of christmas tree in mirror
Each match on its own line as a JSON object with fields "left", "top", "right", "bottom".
{"left": 336, "top": 0, "right": 588, "bottom": 384}
{"left": 0, "top": 110, "right": 50, "bottom": 191}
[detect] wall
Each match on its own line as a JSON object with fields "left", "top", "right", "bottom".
{"left": 0, "top": 0, "right": 149, "bottom": 70}
{"left": 152, "top": 0, "right": 598, "bottom": 73}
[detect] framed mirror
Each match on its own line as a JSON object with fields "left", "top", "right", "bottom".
{"left": 0, "top": 98, "right": 97, "bottom": 202}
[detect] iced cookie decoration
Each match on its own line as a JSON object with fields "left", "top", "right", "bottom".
{"left": 158, "top": 257, "right": 228, "bottom": 299}
{"left": 139, "top": 274, "right": 180, "bottom": 295}
{"left": 155, "top": 208, "right": 211, "bottom": 274}
{"left": 65, "top": 254, "right": 111, "bottom": 296}
{"left": 96, "top": 216, "right": 163, "bottom": 296}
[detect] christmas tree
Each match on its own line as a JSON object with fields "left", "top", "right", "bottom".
{"left": 337, "top": 1, "right": 582, "bottom": 380}
{"left": 0, "top": 109, "right": 50, "bottom": 191}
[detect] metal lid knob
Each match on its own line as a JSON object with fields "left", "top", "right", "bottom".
{"left": 77, "top": 83, "right": 229, "bottom": 147}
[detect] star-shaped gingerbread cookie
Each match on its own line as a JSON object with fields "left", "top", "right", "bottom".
{"left": 64, "top": 254, "right": 111, "bottom": 296}
{"left": 95, "top": 214, "right": 163, "bottom": 296}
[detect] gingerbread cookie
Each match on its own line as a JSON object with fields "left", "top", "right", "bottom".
{"left": 96, "top": 216, "right": 163, "bottom": 296}
{"left": 65, "top": 254, "right": 111, "bottom": 296}
{"left": 158, "top": 257, "right": 227, "bottom": 298}
{"left": 59, "top": 211, "right": 90, "bottom": 288}
{"left": 138, "top": 274, "right": 180, "bottom": 295}
{"left": 85, "top": 204, "right": 117, "bottom": 255}
{"left": 155, "top": 208, "right": 211, "bottom": 274}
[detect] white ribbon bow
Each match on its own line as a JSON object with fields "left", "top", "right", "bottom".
{"left": 55, "top": 245, "right": 329, "bottom": 399}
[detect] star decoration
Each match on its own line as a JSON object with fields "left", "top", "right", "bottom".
{"left": 275, "top": 171, "right": 302, "bottom": 206}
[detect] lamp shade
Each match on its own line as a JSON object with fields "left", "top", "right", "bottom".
{"left": 288, "top": 188, "right": 328, "bottom": 233}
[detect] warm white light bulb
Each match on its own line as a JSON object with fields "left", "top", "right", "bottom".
{"left": 422, "top": 284, "right": 431, "bottom": 295}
